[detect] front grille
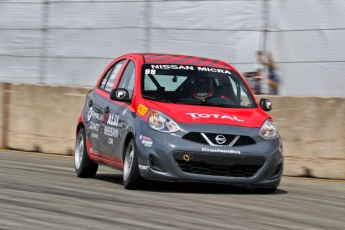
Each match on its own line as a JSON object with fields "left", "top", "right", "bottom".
{"left": 182, "top": 132, "right": 208, "bottom": 144}
{"left": 176, "top": 160, "right": 262, "bottom": 177}
{"left": 182, "top": 132, "right": 256, "bottom": 146}
{"left": 173, "top": 152, "right": 265, "bottom": 178}
{"left": 233, "top": 136, "right": 256, "bottom": 146}
{"left": 204, "top": 133, "right": 237, "bottom": 145}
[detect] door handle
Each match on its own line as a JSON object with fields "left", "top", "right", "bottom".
{"left": 104, "top": 106, "right": 110, "bottom": 114}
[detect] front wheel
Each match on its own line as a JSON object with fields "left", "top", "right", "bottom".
{"left": 123, "top": 139, "right": 143, "bottom": 189}
{"left": 74, "top": 127, "right": 98, "bottom": 178}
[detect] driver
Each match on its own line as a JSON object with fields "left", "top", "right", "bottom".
{"left": 191, "top": 77, "right": 214, "bottom": 99}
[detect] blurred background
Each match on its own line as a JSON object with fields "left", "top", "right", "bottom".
{"left": 0, "top": 2, "right": 344, "bottom": 228}
{"left": 1, "top": 0, "right": 345, "bottom": 96}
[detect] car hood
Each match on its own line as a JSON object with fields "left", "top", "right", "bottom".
{"left": 142, "top": 101, "right": 269, "bottom": 128}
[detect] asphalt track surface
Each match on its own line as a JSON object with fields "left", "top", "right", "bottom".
{"left": 0, "top": 150, "right": 344, "bottom": 230}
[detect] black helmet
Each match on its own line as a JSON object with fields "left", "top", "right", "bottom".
{"left": 191, "top": 77, "right": 214, "bottom": 99}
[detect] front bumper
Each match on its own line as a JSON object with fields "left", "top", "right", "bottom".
{"left": 136, "top": 123, "right": 283, "bottom": 188}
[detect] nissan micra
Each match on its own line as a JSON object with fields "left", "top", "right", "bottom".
{"left": 74, "top": 53, "right": 283, "bottom": 192}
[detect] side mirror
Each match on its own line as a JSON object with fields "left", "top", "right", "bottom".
{"left": 260, "top": 98, "right": 272, "bottom": 111}
{"left": 110, "top": 88, "right": 130, "bottom": 102}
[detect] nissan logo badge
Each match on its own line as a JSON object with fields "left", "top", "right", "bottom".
{"left": 215, "top": 135, "right": 226, "bottom": 145}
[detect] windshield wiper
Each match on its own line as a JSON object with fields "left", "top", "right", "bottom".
{"left": 142, "top": 95, "right": 169, "bottom": 103}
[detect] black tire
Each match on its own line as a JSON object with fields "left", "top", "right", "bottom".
{"left": 74, "top": 127, "right": 98, "bottom": 178}
{"left": 253, "top": 187, "right": 277, "bottom": 194}
{"left": 123, "top": 138, "right": 143, "bottom": 189}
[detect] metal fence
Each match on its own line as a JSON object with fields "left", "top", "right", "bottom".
{"left": 0, "top": 0, "right": 344, "bottom": 96}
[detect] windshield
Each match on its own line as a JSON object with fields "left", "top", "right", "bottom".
{"left": 141, "top": 64, "right": 256, "bottom": 108}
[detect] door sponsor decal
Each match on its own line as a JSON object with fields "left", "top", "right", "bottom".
{"left": 104, "top": 113, "right": 124, "bottom": 138}
{"left": 139, "top": 134, "right": 153, "bottom": 147}
{"left": 104, "top": 126, "right": 119, "bottom": 138}
{"left": 91, "top": 133, "right": 99, "bottom": 139}
{"left": 107, "top": 114, "right": 120, "bottom": 126}
{"left": 137, "top": 104, "right": 148, "bottom": 116}
{"left": 108, "top": 138, "right": 113, "bottom": 145}
{"left": 89, "top": 121, "right": 100, "bottom": 131}
{"left": 87, "top": 106, "right": 100, "bottom": 122}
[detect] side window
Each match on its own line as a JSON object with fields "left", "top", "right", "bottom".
{"left": 99, "top": 67, "right": 113, "bottom": 90}
{"left": 118, "top": 60, "right": 135, "bottom": 98}
{"left": 98, "top": 60, "right": 125, "bottom": 92}
{"left": 229, "top": 76, "right": 251, "bottom": 106}
{"left": 229, "top": 77, "right": 238, "bottom": 96}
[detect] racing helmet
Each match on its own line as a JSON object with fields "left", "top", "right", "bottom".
{"left": 191, "top": 77, "right": 214, "bottom": 99}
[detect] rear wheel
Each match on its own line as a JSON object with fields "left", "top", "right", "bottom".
{"left": 74, "top": 127, "right": 98, "bottom": 178}
{"left": 123, "top": 139, "right": 143, "bottom": 189}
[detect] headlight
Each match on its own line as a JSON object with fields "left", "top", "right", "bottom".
{"left": 146, "top": 110, "right": 180, "bottom": 132}
{"left": 259, "top": 118, "right": 279, "bottom": 140}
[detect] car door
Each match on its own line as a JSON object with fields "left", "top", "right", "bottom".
{"left": 85, "top": 63, "right": 122, "bottom": 155}
{"left": 85, "top": 91, "right": 104, "bottom": 155}
{"left": 100, "top": 59, "right": 136, "bottom": 163}
{"left": 92, "top": 59, "right": 126, "bottom": 159}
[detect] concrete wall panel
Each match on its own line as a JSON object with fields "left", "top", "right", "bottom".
{"left": 3, "top": 84, "right": 345, "bottom": 179}
{"left": 260, "top": 96, "right": 345, "bottom": 179}
{"left": 7, "top": 83, "right": 92, "bottom": 154}
{"left": 0, "top": 83, "right": 4, "bottom": 148}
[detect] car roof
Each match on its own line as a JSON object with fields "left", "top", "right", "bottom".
{"left": 140, "top": 53, "right": 233, "bottom": 69}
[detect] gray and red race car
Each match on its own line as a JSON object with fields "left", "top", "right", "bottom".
{"left": 74, "top": 53, "right": 283, "bottom": 192}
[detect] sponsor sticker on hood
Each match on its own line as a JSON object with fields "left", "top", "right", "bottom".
{"left": 186, "top": 113, "right": 244, "bottom": 122}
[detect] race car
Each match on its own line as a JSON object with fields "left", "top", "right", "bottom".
{"left": 74, "top": 53, "right": 283, "bottom": 192}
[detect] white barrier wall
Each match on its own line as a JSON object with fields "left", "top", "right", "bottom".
{"left": 1, "top": 83, "right": 344, "bottom": 179}
{"left": 1, "top": 0, "right": 345, "bottom": 96}
{"left": 268, "top": 0, "right": 345, "bottom": 96}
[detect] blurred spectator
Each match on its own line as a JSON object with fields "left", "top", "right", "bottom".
{"left": 244, "top": 51, "right": 280, "bottom": 95}
{"left": 243, "top": 71, "right": 262, "bottom": 95}
{"left": 243, "top": 51, "right": 265, "bottom": 95}
{"left": 266, "top": 52, "right": 280, "bottom": 95}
